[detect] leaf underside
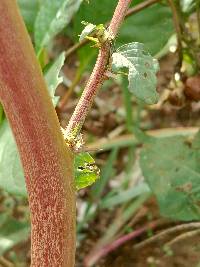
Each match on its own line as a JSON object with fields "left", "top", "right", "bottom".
{"left": 112, "top": 42, "right": 159, "bottom": 105}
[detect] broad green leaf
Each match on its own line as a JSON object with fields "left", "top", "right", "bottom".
{"left": 0, "top": 215, "right": 29, "bottom": 255}
{"left": 118, "top": 3, "right": 174, "bottom": 56}
{"left": 79, "top": 23, "right": 96, "bottom": 41}
{"left": 17, "top": 0, "right": 40, "bottom": 33}
{"left": 34, "top": 0, "right": 82, "bottom": 52}
{"left": 0, "top": 120, "right": 26, "bottom": 196}
{"left": 112, "top": 42, "right": 159, "bottom": 104}
{"left": 44, "top": 52, "right": 65, "bottom": 106}
{"left": 140, "top": 135, "right": 200, "bottom": 221}
{"left": 75, "top": 152, "right": 100, "bottom": 190}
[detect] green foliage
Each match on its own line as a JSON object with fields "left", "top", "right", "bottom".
{"left": 34, "top": 0, "right": 82, "bottom": 52}
{"left": 119, "top": 3, "right": 174, "bottom": 56}
{"left": 75, "top": 152, "right": 100, "bottom": 190}
{"left": 112, "top": 42, "right": 159, "bottom": 104}
{"left": 44, "top": 52, "right": 65, "bottom": 106}
{"left": 140, "top": 135, "right": 200, "bottom": 221}
{"left": 101, "top": 181, "right": 150, "bottom": 209}
{"left": 0, "top": 214, "right": 29, "bottom": 256}
{"left": 0, "top": 121, "right": 26, "bottom": 196}
{"left": 79, "top": 23, "right": 97, "bottom": 41}
{"left": 17, "top": 0, "right": 40, "bottom": 32}
{"left": 180, "top": 0, "right": 196, "bottom": 13}
{"left": 91, "top": 148, "right": 118, "bottom": 200}
{"left": 73, "top": 1, "right": 174, "bottom": 55}
{"left": 73, "top": 0, "right": 116, "bottom": 37}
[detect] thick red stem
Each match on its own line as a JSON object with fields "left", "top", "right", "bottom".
{"left": 0, "top": 1, "right": 76, "bottom": 266}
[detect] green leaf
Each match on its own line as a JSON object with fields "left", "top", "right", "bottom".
{"left": 180, "top": 0, "right": 196, "bottom": 13}
{"left": 0, "top": 215, "right": 29, "bottom": 255}
{"left": 79, "top": 23, "right": 96, "bottom": 41}
{"left": 140, "top": 135, "right": 200, "bottom": 221}
{"left": 17, "top": 0, "right": 40, "bottom": 33}
{"left": 112, "top": 42, "right": 159, "bottom": 104}
{"left": 73, "top": 1, "right": 174, "bottom": 56}
{"left": 34, "top": 0, "right": 82, "bottom": 52}
{"left": 44, "top": 52, "right": 65, "bottom": 106}
{"left": 101, "top": 181, "right": 150, "bottom": 209}
{"left": 118, "top": 3, "right": 174, "bottom": 56}
{"left": 0, "top": 120, "right": 27, "bottom": 196}
{"left": 75, "top": 152, "right": 100, "bottom": 190}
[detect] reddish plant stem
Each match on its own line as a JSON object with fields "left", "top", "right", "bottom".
{"left": 65, "top": 0, "right": 132, "bottom": 138}
{"left": 84, "top": 220, "right": 161, "bottom": 267}
{"left": 0, "top": 1, "right": 76, "bottom": 266}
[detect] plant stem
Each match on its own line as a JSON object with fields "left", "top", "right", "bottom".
{"left": 84, "top": 193, "right": 149, "bottom": 267}
{"left": 196, "top": 0, "right": 200, "bottom": 42}
{"left": 167, "top": 0, "right": 183, "bottom": 72}
{"left": 165, "top": 228, "right": 200, "bottom": 247}
{"left": 84, "top": 219, "right": 161, "bottom": 267}
{"left": 87, "top": 127, "right": 198, "bottom": 152}
{"left": 0, "top": 1, "right": 76, "bottom": 266}
{"left": 65, "top": 0, "right": 160, "bottom": 58}
{"left": 64, "top": 0, "right": 132, "bottom": 139}
{"left": 134, "top": 222, "right": 200, "bottom": 250}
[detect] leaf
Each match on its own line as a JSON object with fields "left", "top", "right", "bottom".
{"left": 118, "top": 3, "right": 174, "bottom": 56}
{"left": 73, "top": 1, "right": 174, "bottom": 56}
{"left": 140, "top": 135, "right": 200, "bottom": 221}
{"left": 79, "top": 23, "right": 96, "bottom": 41}
{"left": 34, "top": 0, "right": 82, "bottom": 52}
{"left": 17, "top": 0, "right": 40, "bottom": 33}
{"left": 44, "top": 52, "right": 65, "bottom": 106}
{"left": 75, "top": 152, "right": 100, "bottom": 190}
{"left": 180, "top": 0, "right": 196, "bottom": 13}
{"left": 101, "top": 181, "right": 150, "bottom": 209}
{"left": 0, "top": 120, "right": 27, "bottom": 196}
{"left": 0, "top": 215, "right": 29, "bottom": 255}
{"left": 112, "top": 42, "right": 159, "bottom": 104}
